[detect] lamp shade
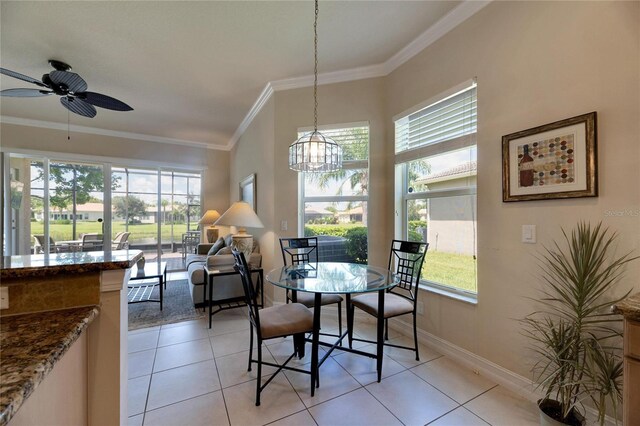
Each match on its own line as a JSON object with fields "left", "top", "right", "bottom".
{"left": 198, "top": 210, "right": 221, "bottom": 225}
{"left": 215, "top": 202, "right": 263, "bottom": 231}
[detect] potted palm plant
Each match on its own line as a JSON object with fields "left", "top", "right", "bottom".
{"left": 522, "top": 222, "right": 637, "bottom": 426}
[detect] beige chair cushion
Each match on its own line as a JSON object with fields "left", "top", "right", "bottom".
{"left": 352, "top": 293, "right": 414, "bottom": 319}
{"left": 294, "top": 292, "right": 343, "bottom": 308}
{"left": 259, "top": 303, "right": 313, "bottom": 339}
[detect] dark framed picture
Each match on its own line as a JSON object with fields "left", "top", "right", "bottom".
{"left": 239, "top": 173, "right": 256, "bottom": 212}
{"left": 502, "top": 112, "right": 597, "bottom": 202}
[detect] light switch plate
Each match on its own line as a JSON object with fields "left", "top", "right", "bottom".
{"left": 0, "top": 287, "right": 8, "bottom": 310}
{"left": 280, "top": 220, "right": 288, "bottom": 231}
{"left": 522, "top": 225, "right": 537, "bottom": 244}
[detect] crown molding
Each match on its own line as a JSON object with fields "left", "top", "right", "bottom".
{"left": 227, "top": 82, "right": 274, "bottom": 149}
{"left": 0, "top": 116, "right": 229, "bottom": 151}
{"left": 228, "top": 0, "right": 491, "bottom": 149}
{"left": 382, "top": 0, "right": 491, "bottom": 74}
{"left": 271, "top": 63, "right": 387, "bottom": 92}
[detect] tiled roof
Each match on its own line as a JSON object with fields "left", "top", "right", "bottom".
{"left": 419, "top": 161, "right": 477, "bottom": 183}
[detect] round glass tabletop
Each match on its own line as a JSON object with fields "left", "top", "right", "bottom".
{"left": 266, "top": 262, "right": 398, "bottom": 294}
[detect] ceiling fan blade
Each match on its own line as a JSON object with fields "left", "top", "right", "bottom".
{"left": 80, "top": 91, "right": 133, "bottom": 111}
{"left": 49, "top": 70, "right": 87, "bottom": 93}
{"left": 61, "top": 96, "right": 97, "bottom": 118}
{"left": 0, "top": 68, "right": 46, "bottom": 87}
{"left": 1, "top": 88, "right": 53, "bottom": 97}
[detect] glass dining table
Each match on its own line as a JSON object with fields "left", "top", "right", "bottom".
{"left": 266, "top": 262, "right": 399, "bottom": 395}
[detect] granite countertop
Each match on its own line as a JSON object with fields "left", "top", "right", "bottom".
{"left": 0, "top": 306, "right": 100, "bottom": 426}
{"left": 613, "top": 292, "right": 640, "bottom": 322}
{"left": 1, "top": 249, "right": 143, "bottom": 279}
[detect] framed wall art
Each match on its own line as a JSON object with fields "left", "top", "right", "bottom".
{"left": 502, "top": 112, "right": 597, "bottom": 202}
{"left": 239, "top": 173, "right": 257, "bottom": 211}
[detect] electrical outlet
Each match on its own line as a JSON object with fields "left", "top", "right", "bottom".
{"left": 417, "top": 301, "right": 424, "bottom": 315}
{"left": 0, "top": 287, "right": 8, "bottom": 310}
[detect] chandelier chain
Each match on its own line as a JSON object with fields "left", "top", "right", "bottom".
{"left": 313, "top": 0, "right": 318, "bottom": 132}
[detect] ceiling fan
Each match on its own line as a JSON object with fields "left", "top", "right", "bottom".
{"left": 0, "top": 59, "right": 133, "bottom": 118}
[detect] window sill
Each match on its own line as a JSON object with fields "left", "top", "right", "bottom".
{"left": 418, "top": 282, "right": 478, "bottom": 305}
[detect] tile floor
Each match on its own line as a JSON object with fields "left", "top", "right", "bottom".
{"left": 128, "top": 302, "right": 540, "bottom": 426}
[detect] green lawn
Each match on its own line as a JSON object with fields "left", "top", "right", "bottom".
{"left": 422, "top": 250, "right": 477, "bottom": 293}
{"left": 29, "top": 221, "right": 192, "bottom": 244}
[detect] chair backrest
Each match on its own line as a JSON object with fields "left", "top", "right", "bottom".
{"left": 33, "top": 235, "right": 56, "bottom": 253}
{"left": 387, "top": 240, "right": 428, "bottom": 302}
{"left": 112, "top": 232, "right": 131, "bottom": 249}
{"left": 81, "top": 233, "right": 102, "bottom": 252}
{"left": 279, "top": 237, "right": 318, "bottom": 266}
{"left": 232, "top": 249, "right": 261, "bottom": 334}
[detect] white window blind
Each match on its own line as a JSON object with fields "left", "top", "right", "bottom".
{"left": 395, "top": 84, "right": 477, "bottom": 154}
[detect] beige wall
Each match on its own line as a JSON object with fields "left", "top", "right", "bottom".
{"left": 273, "top": 77, "right": 390, "bottom": 265}
{"left": 231, "top": 1, "right": 640, "bottom": 381}
{"left": 230, "top": 98, "right": 276, "bottom": 299}
{"left": 386, "top": 0, "right": 640, "bottom": 377}
{"left": 0, "top": 123, "right": 230, "bottom": 215}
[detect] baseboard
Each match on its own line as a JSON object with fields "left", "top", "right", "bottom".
{"left": 387, "top": 318, "right": 619, "bottom": 426}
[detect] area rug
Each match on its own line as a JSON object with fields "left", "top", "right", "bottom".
{"left": 128, "top": 279, "right": 205, "bottom": 331}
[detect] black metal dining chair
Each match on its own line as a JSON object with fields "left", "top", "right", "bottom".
{"left": 232, "top": 249, "right": 315, "bottom": 406}
{"left": 279, "top": 237, "right": 343, "bottom": 338}
{"left": 348, "top": 239, "right": 428, "bottom": 360}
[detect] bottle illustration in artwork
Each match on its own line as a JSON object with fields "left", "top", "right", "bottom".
{"left": 519, "top": 144, "right": 534, "bottom": 187}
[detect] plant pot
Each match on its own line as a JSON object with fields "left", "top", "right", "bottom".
{"left": 538, "top": 399, "right": 585, "bottom": 426}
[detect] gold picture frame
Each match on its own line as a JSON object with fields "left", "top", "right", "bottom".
{"left": 502, "top": 112, "right": 597, "bottom": 202}
{"left": 239, "top": 173, "right": 257, "bottom": 212}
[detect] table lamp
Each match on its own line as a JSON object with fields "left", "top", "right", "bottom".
{"left": 215, "top": 201, "right": 263, "bottom": 258}
{"left": 199, "top": 210, "right": 221, "bottom": 243}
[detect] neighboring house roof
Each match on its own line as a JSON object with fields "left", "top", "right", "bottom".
{"left": 57, "top": 202, "right": 105, "bottom": 213}
{"left": 337, "top": 206, "right": 363, "bottom": 216}
{"left": 415, "top": 161, "right": 477, "bottom": 185}
{"left": 305, "top": 207, "right": 333, "bottom": 216}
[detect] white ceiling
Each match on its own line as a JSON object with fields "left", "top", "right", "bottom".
{"left": 0, "top": 1, "right": 466, "bottom": 150}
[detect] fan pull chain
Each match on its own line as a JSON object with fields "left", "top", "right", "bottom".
{"left": 67, "top": 106, "right": 70, "bottom": 140}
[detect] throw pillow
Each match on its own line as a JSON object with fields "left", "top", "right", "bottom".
{"left": 207, "top": 237, "right": 226, "bottom": 256}
{"left": 216, "top": 247, "right": 233, "bottom": 255}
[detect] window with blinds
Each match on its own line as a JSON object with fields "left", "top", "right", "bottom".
{"left": 394, "top": 82, "right": 478, "bottom": 299}
{"left": 395, "top": 84, "right": 477, "bottom": 154}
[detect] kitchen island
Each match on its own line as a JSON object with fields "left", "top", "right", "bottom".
{"left": 0, "top": 250, "right": 142, "bottom": 426}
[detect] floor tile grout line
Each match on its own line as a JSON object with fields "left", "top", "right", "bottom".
{"left": 138, "top": 331, "right": 159, "bottom": 423}
{"left": 460, "top": 405, "right": 492, "bottom": 425}
{"left": 156, "top": 334, "right": 211, "bottom": 349}
{"left": 141, "top": 390, "right": 222, "bottom": 420}
{"left": 208, "top": 335, "right": 233, "bottom": 426}
{"left": 461, "top": 383, "right": 499, "bottom": 406}
{"left": 404, "top": 358, "right": 472, "bottom": 406}
{"left": 424, "top": 404, "right": 463, "bottom": 425}
{"left": 361, "top": 381, "right": 409, "bottom": 426}
{"left": 147, "top": 357, "right": 217, "bottom": 380}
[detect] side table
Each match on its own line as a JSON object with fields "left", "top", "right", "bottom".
{"left": 204, "top": 265, "right": 263, "bottom": 329}
{"left": 128, "top": 261, "right": 167, "bottom": 310}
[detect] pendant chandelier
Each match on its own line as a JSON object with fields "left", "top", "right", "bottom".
{"left": 289, "top": 0, "right": 343, "bottom": 172}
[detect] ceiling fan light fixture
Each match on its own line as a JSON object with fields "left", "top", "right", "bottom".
{"left": 288, "top": 0, "right": 343, "bottom": 173}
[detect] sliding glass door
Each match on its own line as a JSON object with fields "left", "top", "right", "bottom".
{"left": 3, "top": 152, "right": 202, "bottom": 271}
{"left": 112, "top": 167, "right": 159, "bottom": 260}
